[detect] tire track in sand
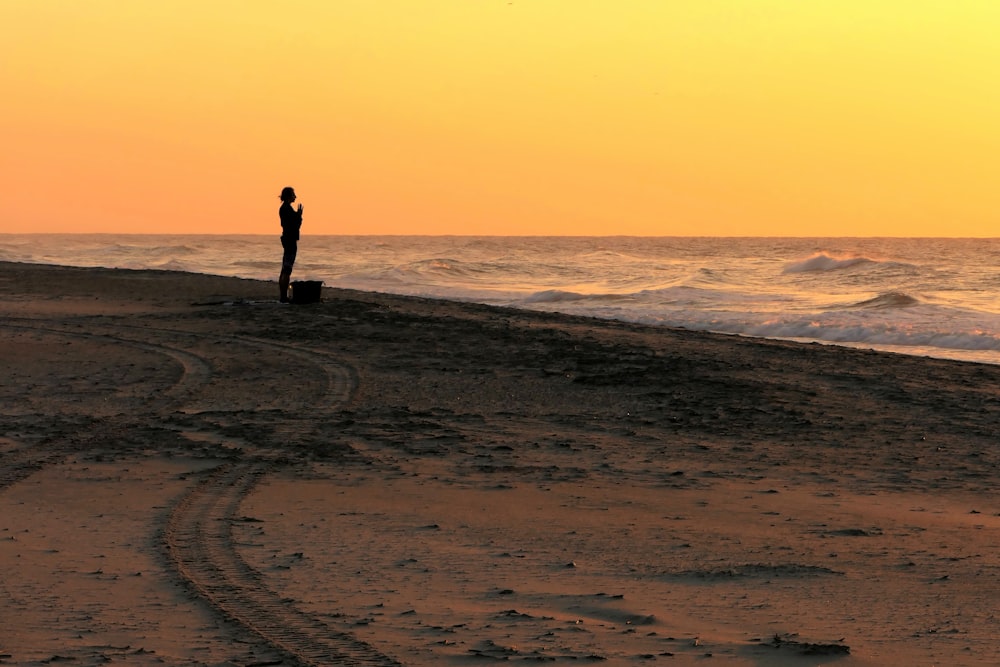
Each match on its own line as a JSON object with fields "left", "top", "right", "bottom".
{"left": 0, "top": 322, "right": 216, "bottom": 489}
{"left": 163, "top": 460, "right": 401, "bottom": 666}
{"left": 0, "top": 440, "right": 68, "bottom": 491}
{"left": 0, "top": 321, "right": 213, "bottom": 413}
{"left": 136, "top": 326, "right": 397, "bottom": 665}
{"left": 3, "top": 320, "right": 395, "bottom": 663}
{"left": 101, "top": 323, "right": 359, "bottom": 414}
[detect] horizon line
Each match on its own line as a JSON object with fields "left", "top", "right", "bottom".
{"left": 5, "top": 232, "right": 1000, "bottom": 240}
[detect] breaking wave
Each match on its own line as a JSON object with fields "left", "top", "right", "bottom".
{"left": 783, "top": 252, "right": 875, "bottom": 274}
{"left": 848, "top": 292, "right": 921, "bottom": 309}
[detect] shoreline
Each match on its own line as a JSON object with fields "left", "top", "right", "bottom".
{"left": 5, "top": 255, "right": 999, "bottom": 369}
{"left": 3, "top": 261, "right": 1000, "bottom": 665}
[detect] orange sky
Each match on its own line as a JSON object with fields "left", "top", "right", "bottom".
{"left": 4, "top": 2, "right": 1000, "bottom": 236}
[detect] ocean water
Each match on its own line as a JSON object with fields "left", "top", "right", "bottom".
{"left": 5, "top": 234, "right": 1000, "bottom": 365}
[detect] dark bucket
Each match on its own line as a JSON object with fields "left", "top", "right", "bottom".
{"left": 290, "top": 280, "right": 323, "bottom": 304}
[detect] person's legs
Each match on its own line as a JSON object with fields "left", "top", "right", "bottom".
{"left": 278, "top": 268, "right": 291, "bottom": 302}
{"left": 279, "top": 238, "right": 297, "bottom": 302}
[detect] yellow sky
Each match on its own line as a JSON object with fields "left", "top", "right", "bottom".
{"left": 3, "top": 1, "right": 1000, "bottom": 236}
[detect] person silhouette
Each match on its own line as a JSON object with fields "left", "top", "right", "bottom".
{"left": 277, "top": 186, "right": 303, "bottom": 302}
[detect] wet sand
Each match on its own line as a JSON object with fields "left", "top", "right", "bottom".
{"left": 2, "top": 261, "right": 1000, "bottom": 666}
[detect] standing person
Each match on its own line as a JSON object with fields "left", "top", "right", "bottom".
{"left": 278, "top": 186, "right": 303, "bottom": 302}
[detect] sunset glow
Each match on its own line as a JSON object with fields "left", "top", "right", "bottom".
{"left": 4, "top": 1, "right": 1000, "bottom": 236}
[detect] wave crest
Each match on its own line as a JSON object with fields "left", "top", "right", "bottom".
{"left": 850, "top": 292, "right": 920, "bottom": 309}
{"left": 524, "top": 290, "right": 596, "bottom": 304}
{"left": 783, "top": 252, "right": 873, "bottom": 274}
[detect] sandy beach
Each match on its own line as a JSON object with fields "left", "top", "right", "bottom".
{"left": 3, "top": 261, "right": 1000, "bottom": 666}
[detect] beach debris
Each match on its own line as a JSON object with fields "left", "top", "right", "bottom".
{"left": 625, "top": 615, "right": 657, "bottom": 626}
{"left": 469, "top": 639, "right": 520, "bottom": 658}
{"left": 679, "top": 563, "right": 843, "bottom": 579}
{"left": 769, "top": 633, "right": 850, "bottom": 655}
{"left": 825, "top": 527, "right": 882, "bottom": 537}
